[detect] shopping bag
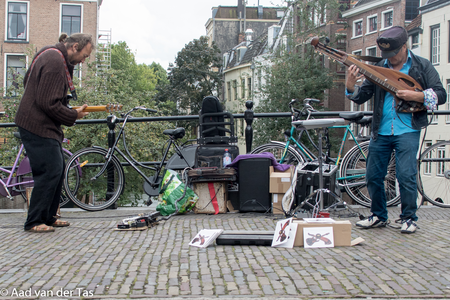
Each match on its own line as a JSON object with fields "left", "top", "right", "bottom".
{"left": 156, "top": 169, "right": 198, "bottom": 216}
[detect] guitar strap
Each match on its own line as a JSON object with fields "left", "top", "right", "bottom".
{"left": 25, "top": 48, "right": 77, "bottom": 101}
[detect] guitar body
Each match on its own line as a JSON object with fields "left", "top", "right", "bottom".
{"left": 362, "top": 64, "right": 425, "bottom": 113}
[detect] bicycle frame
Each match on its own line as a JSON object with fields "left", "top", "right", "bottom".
{"left": 280, "top": 120, "right": 368, "bottom": 183}
{"left": 91, "top": 110, "right": 189, "bottom": 189}
{"left": 0, "top": 139, "right": 73, "bottom": 200}
{"left": 0, "top": 144, "right": 32, "bottom": 199}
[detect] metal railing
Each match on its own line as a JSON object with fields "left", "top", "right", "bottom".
{"left": 1, "top": 101, "right": 450, "bottom": 155}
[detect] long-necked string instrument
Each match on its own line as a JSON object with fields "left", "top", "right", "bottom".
{"left": 310, "top": 37, "right": 425, "bottom": 113}
{"left": 70, "top": 103, "right": 123, "bottom": 113}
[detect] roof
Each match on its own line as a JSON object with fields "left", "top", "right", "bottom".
{"left": 406, "top": 14, "right": 421, "bottom": 32}
{"left": 353, "top": 0, "right": 377, "bottom": 7}
{"left": 224, "top": 31, "right": 269, "bottom": 71}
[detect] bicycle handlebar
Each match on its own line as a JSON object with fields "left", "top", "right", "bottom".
{"left": 121, "top": 106, "right": 158, "bottom": 118}
{"left": 289, "top": 98, "right": 320, "bottom": 119}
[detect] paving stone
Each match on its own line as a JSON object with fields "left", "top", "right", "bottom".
{"left": 1, "top": 206, "right": 450, "bottom": 298}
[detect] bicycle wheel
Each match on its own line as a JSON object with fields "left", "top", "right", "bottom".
{"left": 59, "top": 152, "right": 75, "bottom": 207}
{"left": 64, "top": 147, "right": 125, "bottom": 211}
{"left": 417, "top": 140, "right": 450, "bottom": 208}
{"left": 339, "top": 141, "right": 400, "bottom": 207}
{"left": 251, "top": 142, "right": 305, "bottom": 165}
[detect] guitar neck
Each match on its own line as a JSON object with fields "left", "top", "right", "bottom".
{"left": 344, "top": 56, "right": 395, "bottom": 92}
{"left": 70, "top": 104, "right": 123, "bottom": 112}
{"left": 71, "top": 105, "right": 109, "bottom": 112}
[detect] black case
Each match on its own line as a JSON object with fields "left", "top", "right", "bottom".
{"left": 195, "top": 144, "right": 239, "bottom": 168}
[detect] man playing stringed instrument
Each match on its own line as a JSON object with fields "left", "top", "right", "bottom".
{"left": 15, "top": 33, "right": 92, "bottom": 233}
{"left": 346, "top": 26, "right": 446, "bottom": 233}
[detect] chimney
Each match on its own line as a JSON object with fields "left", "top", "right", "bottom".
{"left": 245, "top": 29, "right": 253, "bottom": 45}
{"left": 238, "top": 32, "right": 245, "bottom": 43}
{"left": 268, "top": 25, "right": 281, "bottom": 49}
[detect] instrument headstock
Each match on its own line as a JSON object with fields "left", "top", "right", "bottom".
{"left": 105, "top": 103, "right": 123, "bottom": 113}
{"left": 310, "top": 36, "right": 348, "bottom": 65}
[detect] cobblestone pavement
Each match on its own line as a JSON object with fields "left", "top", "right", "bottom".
{"left": 0, "top": 205, "right": 450, "bottom": 300}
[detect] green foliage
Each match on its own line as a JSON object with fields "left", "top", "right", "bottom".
{"left": 162, "top": 36, "right": 222, "bottom": 115}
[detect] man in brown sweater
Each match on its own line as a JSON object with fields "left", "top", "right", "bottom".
{"left": 15, "top": 33, "right": 93, "bottom": 232}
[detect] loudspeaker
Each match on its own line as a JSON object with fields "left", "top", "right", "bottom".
{"left": 238, "top": 158, "right": 271, "bottom": 212}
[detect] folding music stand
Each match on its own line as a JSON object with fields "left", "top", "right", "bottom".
{"left": 292, "top": 118, "right": 356, "bottom": 217}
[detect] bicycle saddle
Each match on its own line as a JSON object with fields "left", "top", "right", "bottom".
{"left": 338, "top": 112, "right": 364, "bottom": 122}
{"left": 292, "top": 118, "right": 345, "bottom": 130}
{"left": 163, "top": 128, "right": 185, "bottom": 140}
{"left": 356, "top": 116, "right": 372, "bottom": 126}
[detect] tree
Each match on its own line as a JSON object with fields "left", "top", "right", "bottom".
{"left": 162, "top": 36, "right": 222, "bottom": 115}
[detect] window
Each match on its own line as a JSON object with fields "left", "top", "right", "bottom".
{"left": 431, "top": 25, "right": 440, "bottom": 65}
{"left": 312, "top": 5, "right": 326, "bottom": 27}
{"left": 233, "top": 80, "right": 237, "bottom": 101}
{"left": 405, "top": 0, "right": 419, "bottom": 21}
{"left": 61, "top": 4, "right": 82, "bottom": 35}
{"left": 367, "top": 15, "right": 377, "bottom": 33}
{"left": 247, "top": 77, "right": 252, "bottom": 98}
{"left": 7, "top": 1, "right": 28, "bottom": 41}
{"left": 257, "top": 69, "right": 262, "bottom": 90}
{"left": 5, "top": 54, "right": 26, "bottom": 97}
{"left": 73, "top": 65, "right": 81, "bottom": 80}
{"left": 411, "top": 33, "right": 419, "bottom": 49}
{"left": 353, "top": 19, "right": 363, "bottom": 37}
{"left": 437, "top": 144, "right": 446, "bottom": 176}
{"left": 446, "top": 82, "right": 450, "bottom": 123}
{"left": 352, "top": 50, "right": 362, "bottom": 57}
{"left": 241, "top": 79, "right": 245, "bottom": 98}
{"left": 423, "top": 141, "right": 433, "bottom": 175}
{"left": 227, "top": 82, "right": 231, "bottom": 102}
{"left": 382, "top": 10, "right": 393, "bottom": 29}
{"left": 366, "top": 47, "right": 377, "bottom": 64}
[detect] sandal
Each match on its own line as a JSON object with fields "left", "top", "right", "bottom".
{"left": 26, "top": 224, "right": 55, "bottom": 233}
{"left": 51, "top": 220, "right": 70, "bottom": 227}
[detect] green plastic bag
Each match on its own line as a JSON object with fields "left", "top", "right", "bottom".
{"left": 156, "top": 169, "right": 198, "bottom": 216}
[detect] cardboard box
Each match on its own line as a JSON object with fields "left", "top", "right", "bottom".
{"left": 193, "top": 182, "right": 227, "bottom": 214}
{"left": 269, "top": 166, "right": 294, "bottom": 194}
{"left": 293, "top": 219, "right": 358, "bottom": 247}
{"left": 271, "top": 193, "right": 285, "bottom": 215}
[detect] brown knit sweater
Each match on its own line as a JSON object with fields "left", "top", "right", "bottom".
{"left": 15, "top": 42, "right": 78, "bottom": 143}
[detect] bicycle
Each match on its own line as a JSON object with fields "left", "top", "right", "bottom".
{"left": 0, "top": 132, "right": 74, "bottom": 206}
{"left": 63, "top": 106, "right": 195, "bottom": 211}
{"left": 251, "top": 98, "right": 399, "bottom": 208}
{"left": 417, "top": 140, "right": 450, "bottom": 208}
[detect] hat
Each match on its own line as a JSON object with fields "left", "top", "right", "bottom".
{"left": 376, "top": 26, "right": 408, "bottom": 58}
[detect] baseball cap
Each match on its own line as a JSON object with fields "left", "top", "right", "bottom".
{"left": 376, "top": 26, "right": 408, "bottom": 59}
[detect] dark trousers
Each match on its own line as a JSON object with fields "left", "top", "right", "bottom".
{"left": 20, "top": 128, "right": 65, "bottom": 230}
{"left": 366, "top": 132, "right": 420, "bottom": 222}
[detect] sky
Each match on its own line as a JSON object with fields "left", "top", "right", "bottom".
{"left": 98, "top": 0, "right": 286, "bottom": 70}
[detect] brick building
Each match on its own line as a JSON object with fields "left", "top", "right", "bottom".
{"left": 0, "top": 0, "right": 101, "bottom": 105}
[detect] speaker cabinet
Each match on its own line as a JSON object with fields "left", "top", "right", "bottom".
{"left": 238, "top": 158, "right": 271, "bottom": 212}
